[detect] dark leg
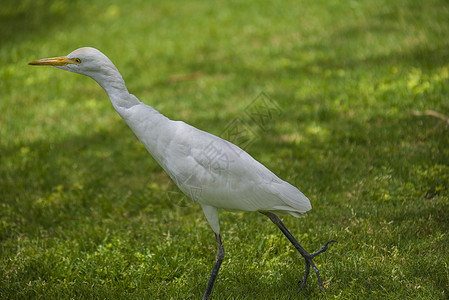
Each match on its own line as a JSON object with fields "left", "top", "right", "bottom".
{"left": 202, "top": 233, "right": 225, "bottom": 300}
{"left": 260, "top": 211, "right": 336, "bottom": 292}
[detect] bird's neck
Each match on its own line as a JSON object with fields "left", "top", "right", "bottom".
{"left": 93, "top": 69, "right": 140, "bottom": 111}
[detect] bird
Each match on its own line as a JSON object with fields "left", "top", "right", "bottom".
{"left": 29, "top": 47, "right": 336, "bottom": 299}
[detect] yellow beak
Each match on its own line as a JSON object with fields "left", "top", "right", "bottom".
{"left": 29, "top": 56, "right": 76, "bottom": 66}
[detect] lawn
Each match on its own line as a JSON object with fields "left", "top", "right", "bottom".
{"left": 1, "top": 0, "right": 448, "bottom": 299}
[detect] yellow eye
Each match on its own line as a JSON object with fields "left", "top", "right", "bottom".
{"left": 74, "top": 58, "right": 82, "bottom": 64}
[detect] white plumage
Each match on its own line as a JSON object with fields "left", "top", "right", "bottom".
{"left": 29, "top": 47, "right": 335, "bottom": 299}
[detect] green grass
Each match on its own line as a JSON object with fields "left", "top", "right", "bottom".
{"left": 1, "top": 0, "right": 449, "bottom": 299}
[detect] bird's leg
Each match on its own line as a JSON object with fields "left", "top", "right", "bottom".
{"left": 202, "top": 233, "right": 225, "bottom": 300}
{"left": 260, "top": 211, "right": 337, "bottom": 292}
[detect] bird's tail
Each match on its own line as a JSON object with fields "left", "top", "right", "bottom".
{"left": 272, "top": 181, "right": 312, "bottom": 217}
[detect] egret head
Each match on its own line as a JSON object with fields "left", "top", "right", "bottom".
{"left": 29, "top": 47, "right": 119, "bottom": 79}
{"left": 29, "top": 47, "right": 125, "bottom": 92}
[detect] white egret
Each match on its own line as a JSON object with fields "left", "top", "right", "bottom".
{"left": 29, "top": 47, "right": 336, "bottom": 299}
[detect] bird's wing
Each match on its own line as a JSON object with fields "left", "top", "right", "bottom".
{"left": 160, "top": 121, "right": 312, "bottom": 215}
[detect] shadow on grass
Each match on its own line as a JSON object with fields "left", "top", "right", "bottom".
{"left": 0, "top": 0, "right": 87, "bottom": 46}
{"left": 181, "top": 6, "right": 449, "bottom": 80}
{"left": 0, "top": 125, "right": 162, "bottom": 236}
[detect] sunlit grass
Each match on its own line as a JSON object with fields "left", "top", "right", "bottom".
{"left": 1, "top": 0, "right": 448, "bottom": 299}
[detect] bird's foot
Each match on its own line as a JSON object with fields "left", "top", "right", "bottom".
{"left": 297, "top": 240, "right": 337, "bottom": 292}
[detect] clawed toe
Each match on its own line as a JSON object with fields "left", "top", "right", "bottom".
{"left": 297, "top": 240, "right": 337, "bottom": 293}
{"left": 312, "top": 240, "right": 338, "bottom": 258}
